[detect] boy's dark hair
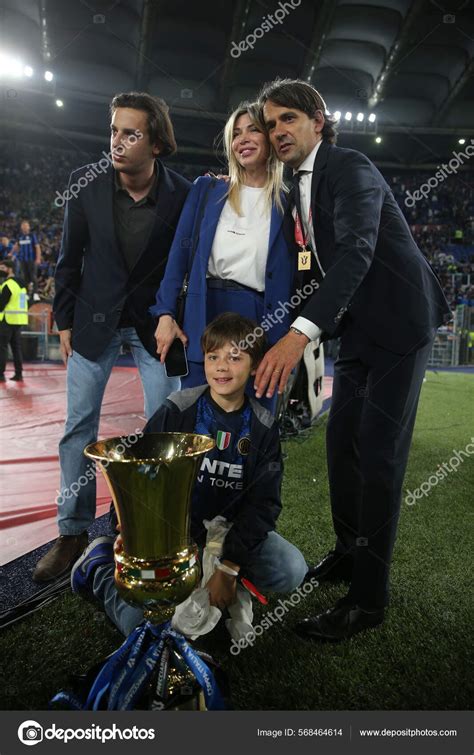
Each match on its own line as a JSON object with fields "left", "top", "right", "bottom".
{"left": 0, "top": 259, "right": 14, "bottom": 270}
{"left": 201, "top": 313, "right": 267, "bottom": 368}
{"left": 110, "top": 92, "right": 177, "bottom": 157}
{"left": 258, "top": 78, "right": 338, "bottom": 144}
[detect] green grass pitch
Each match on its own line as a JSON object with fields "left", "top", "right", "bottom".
{"left": 1, "top": 370, "right": 472, "bottom": 710}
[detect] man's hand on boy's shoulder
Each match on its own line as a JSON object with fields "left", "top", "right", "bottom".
{"left": 206, "top": 563, "right": 239, "bottom": 610}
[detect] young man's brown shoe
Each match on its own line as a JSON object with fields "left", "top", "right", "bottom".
{"left": 32, "top": 533, "right": 89, "bottom": 582}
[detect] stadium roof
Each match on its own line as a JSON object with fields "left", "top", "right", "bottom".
{"left": 1, "top": 0, "right": 473, "bottom": 167}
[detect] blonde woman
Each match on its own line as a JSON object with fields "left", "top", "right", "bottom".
{"left": 151, "top": 102, "right": 292, "bottom": 411}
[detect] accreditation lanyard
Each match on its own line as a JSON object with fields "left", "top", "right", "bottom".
{"left": 294, "top": 201, "right": 325, "bottom": 281}
{"left": 294, "top": 206, "right": 312, "bottom": 272}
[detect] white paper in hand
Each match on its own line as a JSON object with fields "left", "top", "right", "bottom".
{"left": 171, "top": 587, "right": 221, "bottom": 640}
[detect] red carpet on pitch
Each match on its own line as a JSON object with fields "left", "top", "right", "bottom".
{"left": 0, "top": 364, "right": 146, "bottom": 565}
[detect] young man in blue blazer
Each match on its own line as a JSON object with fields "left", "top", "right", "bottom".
{"left": 34, "top": 93, "right": 191, "bottom": 583}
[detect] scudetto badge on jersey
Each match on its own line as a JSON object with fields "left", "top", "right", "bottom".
{"left": 216, "top": 430, "right": 231, "bottom": 450}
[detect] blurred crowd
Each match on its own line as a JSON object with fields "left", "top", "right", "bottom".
{"left": 0, "top": 144, "right": 78, "bottom": 300}
{"left": 1, "top": 143, "right": 473, "bottom": 307}
{"left": 385, "top": 172, "right": 473, "bottom": 308}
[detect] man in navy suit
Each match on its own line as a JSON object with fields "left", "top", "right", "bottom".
{"left": 256, "top": 79, "right": 451, "bottom": 640}
{"left": 33, "top": 92, "right": 191, "bottom": 582}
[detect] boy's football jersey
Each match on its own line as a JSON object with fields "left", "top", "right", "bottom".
{"left": 191, "top": 389, "right": 252, "bottom": 544}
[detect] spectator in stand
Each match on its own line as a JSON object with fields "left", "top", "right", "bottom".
{"left": 14, "top": 220, "right": 41, "bottom": 301}
{"left": 0, "top": 236, "right": 13, "bottom": 260}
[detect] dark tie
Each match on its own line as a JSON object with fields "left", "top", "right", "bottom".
{"left": 291, "top": 171, "right": 303, "bottom": 225}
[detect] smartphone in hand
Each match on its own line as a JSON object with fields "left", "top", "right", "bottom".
{"left": 164, "top": 338, "right": 189, "bottom": 378}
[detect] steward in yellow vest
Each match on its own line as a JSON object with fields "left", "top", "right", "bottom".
{"left": 0, "top": 259, "right": 28, "bottom": 381}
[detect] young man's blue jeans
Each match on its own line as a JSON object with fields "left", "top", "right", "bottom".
{"left": 92, "top": 532, "right": 308, "bottom": 636}
{"left": 57, "top": 327, "right": 179, "bottom": 536}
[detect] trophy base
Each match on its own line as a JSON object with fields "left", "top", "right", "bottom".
{"left": 147, "top": 647, "right": 225, "bottom": 711}
{"left": 155, "top": 665, "right": 207, "bottom": 711}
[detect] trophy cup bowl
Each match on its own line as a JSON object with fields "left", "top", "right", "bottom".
{"left": 84, "top": 432, "right": 215, "bottom": 624}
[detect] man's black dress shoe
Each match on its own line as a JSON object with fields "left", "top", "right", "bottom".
{"left": 304, "top": 550, "right": 353, "bottom": 584}
{"left": 294, "top": 601, "right": 385, "bottom": 642}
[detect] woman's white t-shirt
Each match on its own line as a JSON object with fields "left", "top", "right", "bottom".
{"left": 207, "top": 186, "right": 271, "bottom": 292}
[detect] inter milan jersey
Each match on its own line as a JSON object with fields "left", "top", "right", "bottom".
{"left": 17, "top": 234, "right": 37, "bottom": 262}
{"left": 191, "top": 388, "right": 252, "bottom": 546}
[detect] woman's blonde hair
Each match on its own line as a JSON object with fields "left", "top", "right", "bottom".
{"left": 222, "top": 101, "right": 286, "bottom": 216}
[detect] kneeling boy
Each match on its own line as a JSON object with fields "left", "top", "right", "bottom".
{"left": 72, "top": 313, "right": 308, "bottom": 635}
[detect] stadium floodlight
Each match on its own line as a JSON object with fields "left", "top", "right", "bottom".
{"left": 375, "top": 136, "right": 382, "bottom": 144}
{"left": 344, "top": 111, "right": 352, "bottom": 121}
{"left": 356, "top": 112, "right": 364, "bottom": 122}
{"left": 368, "top": 113, "right": 376, "bottom": 123}
{"left": 0, "top": 54, "right": 23, "bottom": 78}
{"left": 458, "top": 138, "right": 466, "bottom": 145}
{"left": 55, "top": 99, "right": 64, "bottom": 108}
{"left": 24, "top": 65, "right": 33, "bottom": 77}
{"left": 333, "top": 110, "right": 341, "bottom": 121}
{"left": 44, "top": 70, "right": 54, "bottom": 82}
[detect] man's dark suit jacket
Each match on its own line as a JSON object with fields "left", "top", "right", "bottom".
{"left": 287, "top": 141, "right": 451, "bottom": 355}
{"left": 54, "top": 159, "right": 191, "bottom": 360}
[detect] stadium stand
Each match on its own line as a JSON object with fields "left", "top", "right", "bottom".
{"left": 1, "top": 142, "right": 472, "bottom": 338}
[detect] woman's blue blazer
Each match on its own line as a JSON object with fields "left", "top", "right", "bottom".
{"left": 150, "top": 176, "right": 293, "bottom": 362}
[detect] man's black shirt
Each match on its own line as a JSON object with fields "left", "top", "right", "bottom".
{"left": 113, "top": 166, "right": 160, "bottom": 327}
{"left": 113, "top": 166, "right": 159, "bottom": 272}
